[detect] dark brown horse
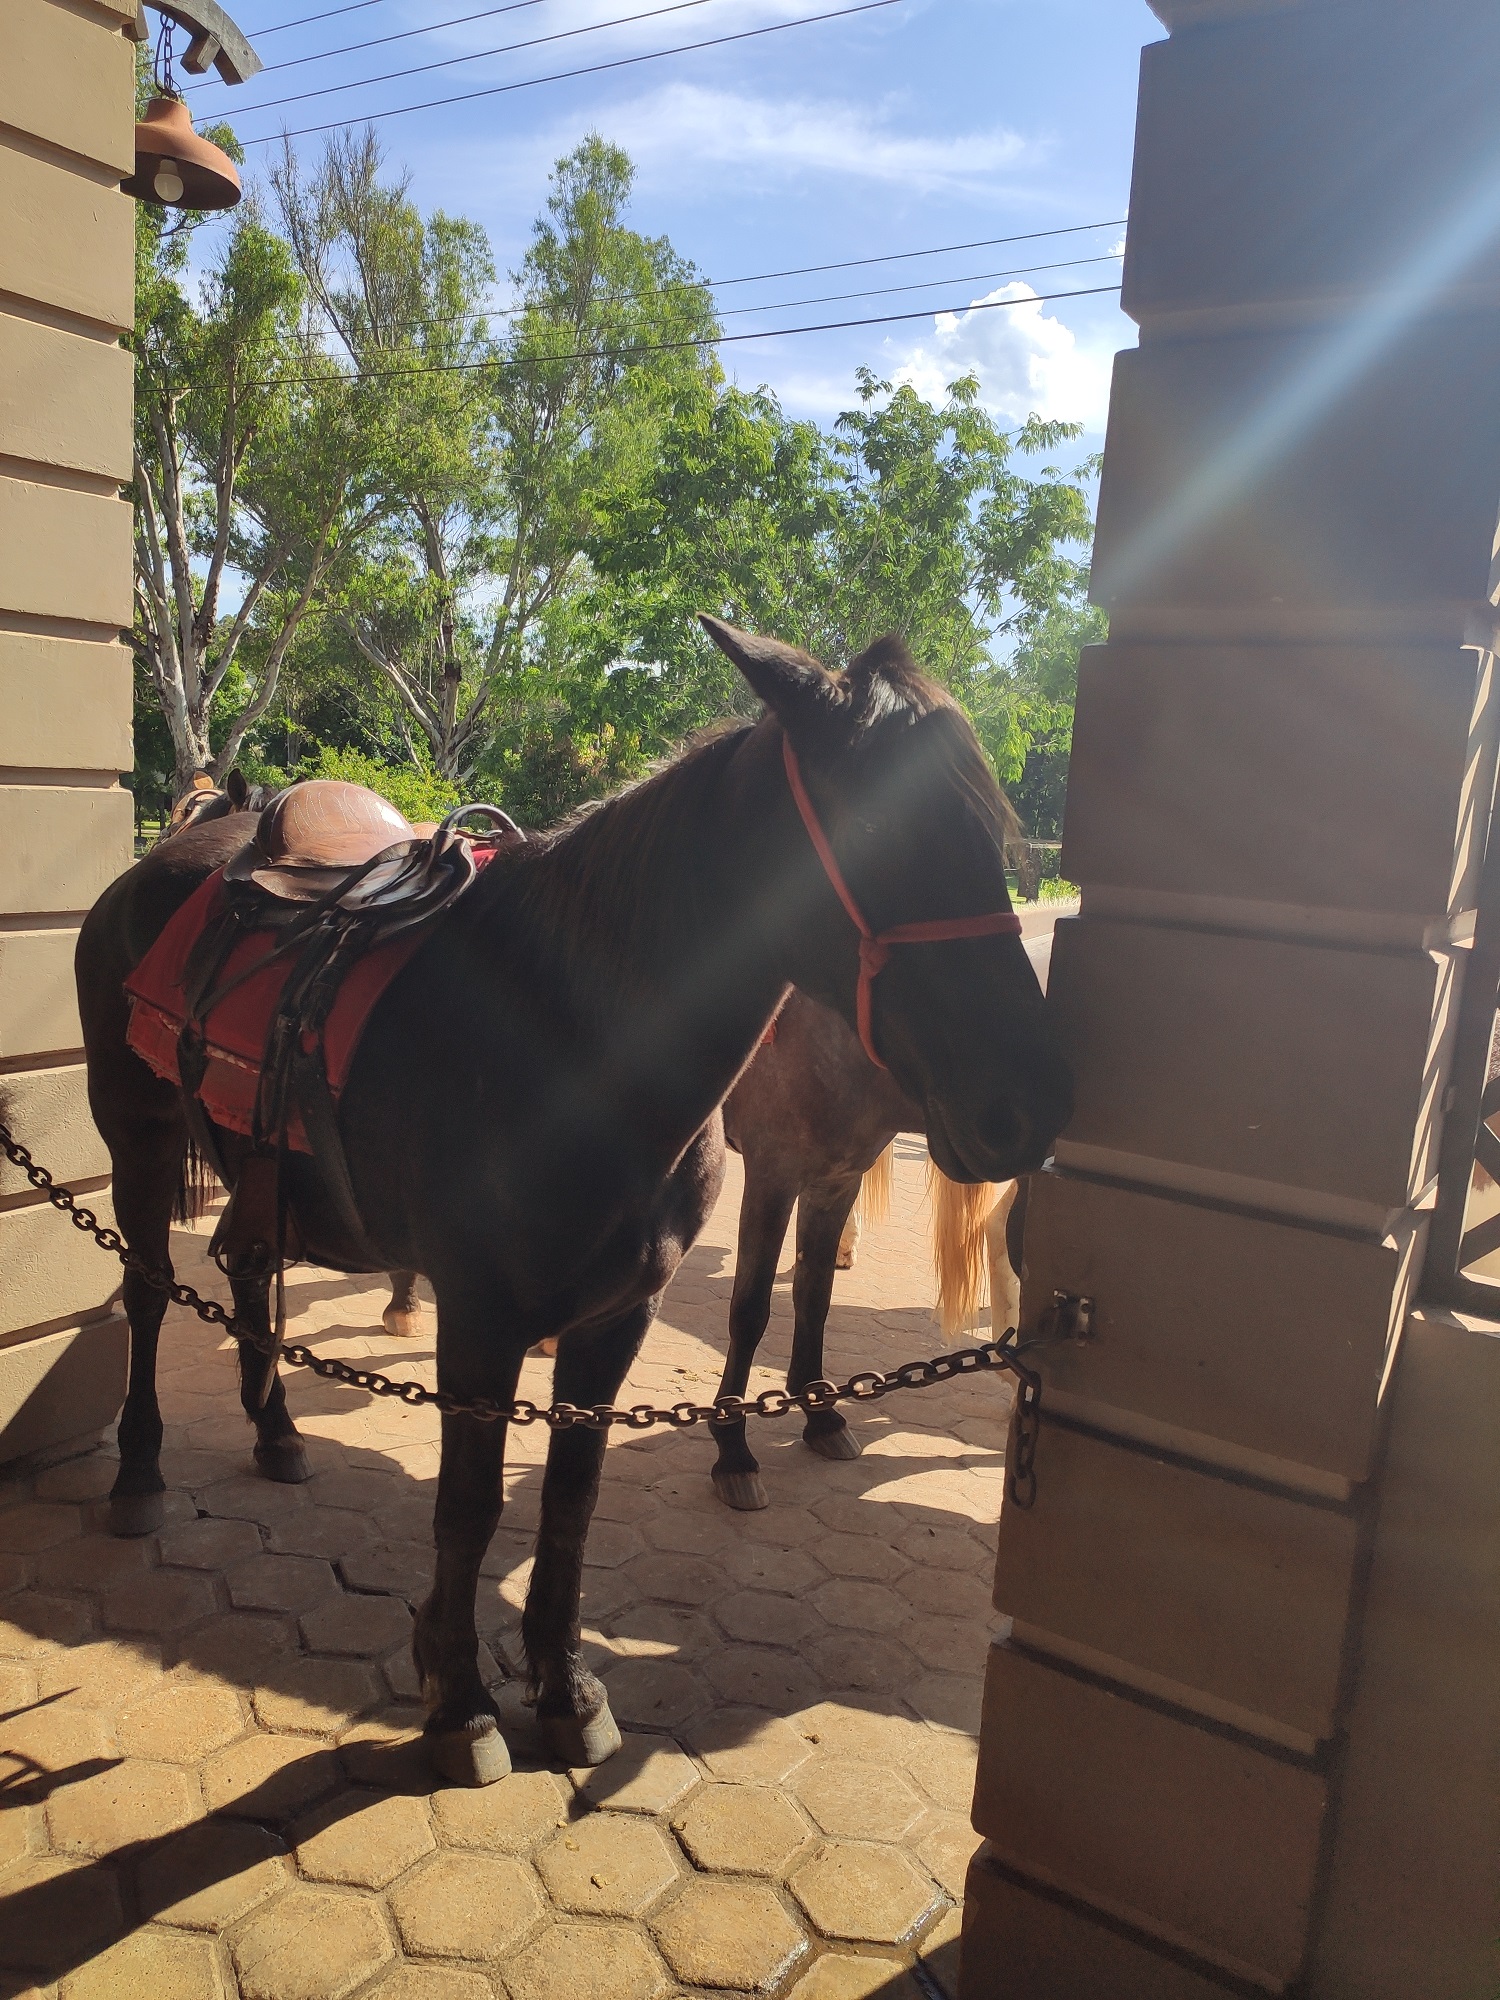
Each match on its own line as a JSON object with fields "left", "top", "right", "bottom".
{"left": 77, "top": 619, "right": 1070, "bottom": 1786}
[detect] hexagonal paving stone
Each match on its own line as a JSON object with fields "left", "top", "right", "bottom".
{"left": 622, "top": 1552, "right": 723, "bottom": 1606}
{"left": 201, "top": 1476, "right": 312, "bottom": 1527}
{"left": 293, "top": 1788, "right": 435, "bottom": 1888}
{"left": 33, "top": 1636, "right": 163, "bottom": 1714}
{"left": 674, "top": 1783, "right": 812, "bottom": 1877}
{"left": 893, "top": 1524, "right": 985, "bottom": 1572}
{"left": 902, "top": 1732, "right": 977, "bottom": 1814}
{"left": 0, "top": 1593, "right": 94, "bottom": 1656}
{"left": 389, "top": 1850, "right": 542, "bottom": 1961}
{"left": 505, "top": 1918, "right": 667, "bottom": 2000}
{"left": 201, "top": 1731, "right": 342, "bottom": 1822}
{"left": 537, "top": 1811, "right": 679, "bottom": 1917}
{"left": 100, "top": 1569, "right": 216, "bottom": 1637}
{"left": 138, "top": 1816, "right": 288, "bottom": 1930}
{"left": 34, "top": 1451, "right": 119, "bottom": 1505}
{"left": 904, "top": 1672, "right": 982, "bottom": 1736}
{"left": 715, "top": 1591, "right": 823, "bottom": 1649}
{"left": 723, "top": 1545, "right": 828, "bottom": 1597}
{"left": 790, "top": 1757, "right": 926, "bottom": 1842}
{"left": 0, "top": 1504, "right": 81, "bottom": 1555}
{"left": 1, "top": 1695, "right": 115, "bottom": 1780}
{"left": 118, "top": 1677, "right": 246, "bottom": 1764}
{"left": 604, "top": 1603, "right": 714, "bottom": 1661}
{"left": 809, "top": 1581, "right": 909, "bottom": 1636}
{"left": 581, "top": 1519, "right": 645, "bottom": 1568}
{"left": 0, "top": 1857, "right": 124, "bottom": 1972}
{"left": 898, "top": 1616, "right": 987, "bottom": 1676}
{"left": 232, "top": 1884, "right": 395, "bottom": 2000}
{"left": 337, "top": 1708, "right": 436, "bottom": 1793}
{"left": 265, "top": 1508, "right": 376, "bottom": 1562}
{"left": 360, "top": 1967, "right": 495, "bottom": 2000}
{"left": 790, "top": 1841, "right": 941, "bottom": 1946}
{"left": 813, "top": 1535, "right": 910, "bottom": 1584}
{"left": 651, "top": 1877, "right": 808, "bottom": 1992}
{"left": 639, "top": 1506, "right": 734, "bottom": 1556}
{"left": 572, "top": 1731, "right": 700, "bottom": 1815}
{"left": 185, "top": 1613, "right": 302, "bottom": 1685}
{"left": 917, "top": 1817, "right": 981, "bottom": 1900}
{"left": 0, "top": 1799, "right": 37, "bottom": 1868}
{"left": 252, "top": 1657, "right": 382, "bottom": 1736}
{"left": 684, "top": 1707, "right": 814, "bottom": 1785}
{"left": 33, "top": 1531, "right": 154, "bottom": 1595}
{"left": 704, "top": 1645, "right": 821, "bottom": 1713}
{"left": 794, "top": 1701, "right": 923, "bottom": 1766}
{"left": 915, "top": 1903, "right": 962, "bottom": 1999}
{"left": 48, "top": 1757, "right": 202, "bottom": 1856}
{"left": 600, "top": 1656, "right": 707, "bottom": 1729}
{"left": 228, "top": 1553, "right": 339, "bottom": 1615}
{"left": 430, "top": 1768, "right": 567, "bottom": 1852}
{"left": 58, "top": 1925, "right": 227, "bottom": 1999}
{"left": 337, "top": 1543, "right": 430, "bottom": 1598}
{"left": 806, "top": 1632, "right": 921, "bottom": 1698}
{"left": 783, "top": 1952, "right": 922, "bottom": 2000}
{"left": 305, "top": 1466, "right": 398, "bottom": 1513}
{"left": 895, "top": 1567, "right": 992, "bottom": 1621}
{"left": 157, "top": 1515, "right": 264, "bottom": 1572}
{"left": 300, "top": 1593, "right": 412, "bottom": 1659}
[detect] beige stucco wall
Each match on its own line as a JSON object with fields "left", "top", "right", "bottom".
{"left": 0, "top": 0, "right": 139, "bottom": 1462}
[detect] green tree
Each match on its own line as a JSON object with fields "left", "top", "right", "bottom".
{"left": 275, "top": 132, "right": 720, "bottom": 785}
{"left": 131, "top": 184, "right": 385, "bottom": 794}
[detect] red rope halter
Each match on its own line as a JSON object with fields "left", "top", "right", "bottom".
{"left": 781, "top": 732, "right": 1022, "bottom": 1070}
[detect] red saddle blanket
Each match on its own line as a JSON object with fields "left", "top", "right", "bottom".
{"left": 124, "top": 868, "right": 445, "bottom": 1152}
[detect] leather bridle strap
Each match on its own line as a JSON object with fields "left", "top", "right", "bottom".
{"left": 781, "top": 732, "right": 1022, "bottom": 1070}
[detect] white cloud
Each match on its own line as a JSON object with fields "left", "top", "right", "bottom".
{"left": 887, "top": 281, "right": 1115, "bottom": 429}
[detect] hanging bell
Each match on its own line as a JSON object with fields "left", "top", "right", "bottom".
{"left": 122, "top": 95, "right": 241, "bottom": 211}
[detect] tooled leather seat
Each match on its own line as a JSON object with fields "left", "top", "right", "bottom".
{"left": 224, "top": 780, "right": 416, "bottom": 901}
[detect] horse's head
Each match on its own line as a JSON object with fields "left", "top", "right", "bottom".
{"left": 702, "top": 615, "right": 1073, "bottom": 1182}
{"left": 159, "top": 768, "right": 268, "bottom": 843}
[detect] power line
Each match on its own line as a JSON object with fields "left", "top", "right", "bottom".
{"left": 217, "top": 0, "right": 722, "bottom": 118}
{"left": 252, "top": 279, "right": 1123, "bottom": 386}
{"left": 303, "top": 251, "right": 1124, "bottom": 349}
{"left": 245, "top": 0, "right": 382, "bottom": 38}
{"left": 232, "top": 0, "right": 906, "bottom": 145}
{"left": 192, "top": 0, "right": 546, "bottom": 83}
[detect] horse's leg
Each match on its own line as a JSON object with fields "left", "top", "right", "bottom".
{"left": 523, "top": 1303, "right": 654, "bottom": 1766}
{"left": 414, "top": 1312, "right": 523, "bottom": 1787}
{"left": 228, "top": 1271, "right": 312, "bottom": 1484}
{"left": 791, "top": 1173, "right": 864, "bottom": 1461}
{"left": 710, "top": 1173, "right": 797, "bottom": 1511}
{"left": 106, "top": 1121, "right": 185, "bottom": 1537}
{"left": 985, "top": 1180, "right": 1021, "bottom": 1331}
{"left": 383, "top": 1269, "right": 423, "bottom": 1339}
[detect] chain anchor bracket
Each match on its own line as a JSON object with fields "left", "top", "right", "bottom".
{"left": 1037, "top": 1289, "right": 1095, "bottom": 1344}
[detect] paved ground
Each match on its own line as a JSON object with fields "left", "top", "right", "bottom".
{"left": 0, "top": 1136, "right": 1014, "bottom": 2000}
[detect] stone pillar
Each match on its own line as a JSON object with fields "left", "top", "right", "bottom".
{"left": 0, "top": 0, "right": 138, "bottom": 1463}
{"left": 962, "top": 2, "right": 1500, "bottom": 1993}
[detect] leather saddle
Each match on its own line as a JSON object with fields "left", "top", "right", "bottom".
{"left": 179, "top": 780, "right": 522, "bottom": 1358}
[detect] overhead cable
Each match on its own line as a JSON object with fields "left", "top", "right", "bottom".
{"left": 231, "top": 0, "right": 906, "bottom": 144}
{"left": 251, "top": 279, "right": 1123, "bottom": 386}
{"left": 191, "top": 0, "right": 546, "bottom": 82}
{"left": 245, "top": 0, "right": 382, "bottom": 38}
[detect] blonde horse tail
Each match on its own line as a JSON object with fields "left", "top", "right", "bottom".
{"left": 859, "top": 1141, "right": 895, "bottom": 1227}
{"left": 928, "top": 1162, "right": 998, "bottom": 1339}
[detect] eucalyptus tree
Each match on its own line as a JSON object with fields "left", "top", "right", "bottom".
{"left": 275, "top": 132, "right": 720, "bottom": 784}
{"left": 131, "top": 195, "right": 384, "bottom": 795}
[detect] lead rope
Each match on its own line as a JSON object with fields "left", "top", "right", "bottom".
{"left": 0, "top": 1118, "right": 1041, "bottom": 1506}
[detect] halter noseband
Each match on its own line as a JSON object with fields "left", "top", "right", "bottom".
{"left": 781, "top": 732, "right": 1022, "bottom": 1070}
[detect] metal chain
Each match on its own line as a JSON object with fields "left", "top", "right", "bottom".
{"left": 0, "top": 1117, "right": 1041, "bottom": 1505}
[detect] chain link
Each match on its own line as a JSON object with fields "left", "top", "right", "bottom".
{"left": 0, "top": 1117, "right": 1041, "bottom": 1506}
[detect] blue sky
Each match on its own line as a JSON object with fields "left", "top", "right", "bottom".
{"left": 187, "top": 0, "right": 1163, "bottom": 454}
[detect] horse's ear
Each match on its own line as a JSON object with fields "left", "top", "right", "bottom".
{"left": 698, "top": 616, "right": 843, "bottom": 734}
{"left": 224, "top": 769, "right": 250, "bottom": 808}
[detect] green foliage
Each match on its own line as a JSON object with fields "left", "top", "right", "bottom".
{"left": 293, "top": 744, "right": 461, "bottom": 823}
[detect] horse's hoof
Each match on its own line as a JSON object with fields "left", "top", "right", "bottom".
{"left": 834, "top": 1248, "right": 857, "bottom": 1270}
{"left": 427, "top": 1720, "right": 512, "bottom": 1787}
{"left": 804, "top": 1423, "right": 862, "bottom": 1461}
{"left": 542, "top": 1698, "right": 621, "bottom": 1768}
{"left": 108, "top": 1489, "right": 165, "bottom": 1538}
{"left": 382, "top": 1307, "right": 422, "bottom": 1339}
{"left": 713, "top": 1468, "right": 770, "bottom": 1511}
{"left": 255, "top": 1438, "right": 312, "bottom": 1484}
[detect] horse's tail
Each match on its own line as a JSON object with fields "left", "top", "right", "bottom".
{"left": 928, "top": 1163, "right": 998, "bottom": 1339}
{"left": 175, "top": 1133, "right": 217, "bottom": 1224}
{"left": 859, "top": 1142, "right": 895, "bottom": 1227}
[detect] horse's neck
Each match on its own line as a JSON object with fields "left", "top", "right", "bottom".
{"left": 506, "top": 727, "right": 794, "bottom": 1142}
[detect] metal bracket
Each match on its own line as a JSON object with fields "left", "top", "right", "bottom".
{"left": 1037, "top": 1290, "right": 1096, "bottom": 1343}
{"left": 130, "top": 0, "right": 261, "bottom": 85}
